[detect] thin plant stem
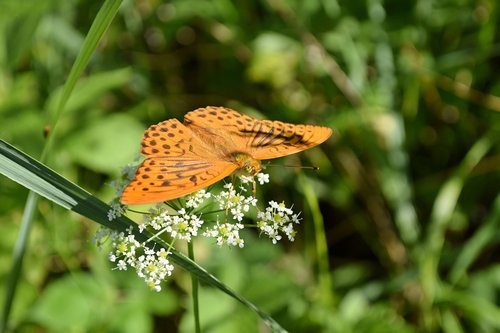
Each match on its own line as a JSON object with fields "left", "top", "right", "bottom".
{"left": 188, "top": 241, "right": 201, "bottom": 333}
{"left": 0, "top": 192, "right": 38, "bottom": 333}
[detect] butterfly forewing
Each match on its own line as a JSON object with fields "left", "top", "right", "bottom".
{"left": 121, "top": 116, "right": 238, "bottom": 204}
{"left": 141, "top": 118, "right": 208, "bottom": 158}
{"left": 121, "top": 157, "right": 237, "bottom": 204}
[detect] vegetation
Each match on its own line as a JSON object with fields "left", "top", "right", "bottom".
{"left": 1, "top": 0, "right": 499, "bottom": 332}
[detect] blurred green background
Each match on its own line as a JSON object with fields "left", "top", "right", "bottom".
{"left": 1, "top": 0, "right": 500, "bottom": 332}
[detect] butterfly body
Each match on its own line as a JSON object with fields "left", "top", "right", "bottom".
{"left": 121, "top": 107, "right": 332, "bottom": 204}
{"left": 233, "top": 153, "right": 262, "bottom": 175}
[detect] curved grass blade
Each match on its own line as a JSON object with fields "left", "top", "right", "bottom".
{"left": 419, "top": 134, "right": 492, "bottom": 322}
{"left": 449, "top": 193, "right": 500, "bottom": 284}
{"left": 1, "top": 1, "right": 123, "bottom": 331}
{"left": 0, "top": 139, "right": 288, "bottom": 333}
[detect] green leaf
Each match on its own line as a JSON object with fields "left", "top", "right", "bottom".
{"left": 65, "top": 114, "right": 144, "bottom": 174}
{"left": 45, "top": 68, "right": 134, "bottom": 118}
{"left": 30, "top": 273, "right": 109, "bottom": 331}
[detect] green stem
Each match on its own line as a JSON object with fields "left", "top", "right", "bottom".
{"left": 0, "top": 192, "right": 38, "bottom": 333}
{"left": 188, "top": 241, "right": 201, "bottom": 333}
{"left": 299, "top": 173, "right": 335, "bottom": 306}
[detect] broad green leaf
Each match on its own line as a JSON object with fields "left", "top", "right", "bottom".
{"left": 64, "top": 114, "right": 144, "bottom": 174}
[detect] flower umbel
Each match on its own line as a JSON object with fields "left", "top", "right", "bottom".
{"left": 202, "top": 219, "right": 245, "bottom": 248}
{"left": 257, "top": 201, "right": 301, "bottom": 244}
{"left": 141, "top": 207, "right": 204, "bottom": 242}
{"left": 214, "top": 183, "right": 257, "bottom": 222}
{"left": 101, "top": 226, "right": 175, "bottom": 292}
{"left": 100, "top": 172, "right": 303, "bottom": 291}
{"left": 185, "top": 189, "right": 211, "bottom": 209}
{"left": 107, "top": 198, "right": 126, "bottom": 221}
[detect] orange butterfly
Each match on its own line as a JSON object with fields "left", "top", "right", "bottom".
{"left": 121, "top": 106, "right": 332, "bottom": 204}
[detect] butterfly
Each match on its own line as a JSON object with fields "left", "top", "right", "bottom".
{"left": 121, "top": 106, "right": 332, "bottom": 204}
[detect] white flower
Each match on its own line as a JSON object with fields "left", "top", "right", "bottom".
{"left": 214, "top": 183, "right": 258, "bottom": 222}
{"left": 203, "top": 220, "right": 245, "bottom": 248}
{"left": 256, "top": 173, "right": 270, "bottom": 185}
{"left": 100, "top": 226, "right": 175, "bottom": 292}
{"left": 239, "top": 175, "right": 254, "bottom": 185}
{"left": 107, "top": 200, "right": 126, "bottom": 221}
{"left": 256, "top": 201, "right": 301, "bottom": 243}
{"left": 186, "top": 189, "right": 211, "bottom": 209}
{"left": 99, "top": 162, "right": 304, "bottom": 291}
{"left": 142, "top": 207, "right": 204, "bottom": 242}
{"left": 93, "top": 227, "right": 113, "bottom": 250}
{"left": 117, "top": 260, "right": 127, "bottom": 270}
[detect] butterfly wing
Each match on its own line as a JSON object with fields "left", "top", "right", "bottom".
{"left": 121, "top": 118, "right": 237, "bottom": 204}
{"left": 121, "top": 157, "right": 237, "bottom": 204}
{"left": 184, "top": 106, "right": 332, "bottom": 160}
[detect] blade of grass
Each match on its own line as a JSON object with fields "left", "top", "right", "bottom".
{"left": 420, "top": 134, "right": 492, "bottom": 326}
{"left": 0, "top": 191, "right": 38, "bottom": 333}
{"left": 44, "top": 0, "right": 123, "bottom": 150}
{"left": 1, "top": 1, "right": 123, "bottom": 331}
{"left": 0, "top": 139, "right": 288, "bottom": 333}
{"left": 299, "top": 173, "right": 335, "bottom": 306}
{"left": 448, "top": 193, "right": 500, "bottom": 284}
{"left": 438, "top": 285, "right": 500, "bottom": 329}
{"left": 441, "top": 309, "right": 465, "bottom": 333}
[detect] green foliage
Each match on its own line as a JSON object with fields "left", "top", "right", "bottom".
{"left": 1, "top": 0, "right": 500, "bottom": 332}
{"left": 29, "top": 271, "right": 179, "bottom": 332}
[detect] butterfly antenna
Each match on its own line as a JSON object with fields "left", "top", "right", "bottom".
{"left": 263, "top": 163, "right": 320, "bottom": 171}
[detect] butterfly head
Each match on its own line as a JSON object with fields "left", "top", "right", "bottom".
{"left": 234, "top": 153, "right": 261, "bottom": 176}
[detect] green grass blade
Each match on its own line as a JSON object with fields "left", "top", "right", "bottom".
{"left": 420, "top": 134, "right": 492, "bottom": 322}
{"left": 0, "top": 139, "right": 288, "bottom": 333}
{"left": 0, "top": 191, "right": 38, "bottom": 333}
{"left": 299, "top": 173, "right": 334, "bottom": 306}
{"left": 449, "top": 193, "right": 500, "bottom": 284}
{"left": 43, "top": 0, "right": 123, "bottom": 160}
{"left": 438, "top": 286, "right": 500, "bottom": 329}
{"left": 425, "top": 135, "right": 492, "bottom": 253}
{"left": 1, "top": 2, "right": 123, "bottom": 331}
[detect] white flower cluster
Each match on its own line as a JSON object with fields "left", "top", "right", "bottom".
{"left": 109, "top": 164, "right": 137, "bottom": 197}
{"left": 106, "top": 227, "right": 174, "bottom": 292}
{"left": 203, "top": 220, "right": 245, "bottom": 248}
{"left": 214, "top": 183, "right": 257, "bottom": 221}
{"left": 257, "top": 201, "right": 301, "bottom": 244}
{"left": 239, "top": 172, "right": 270, "bottom": 186}
{"left": 101, "top": 171, "right": 305, "bottom": 290}
{"left": 141, "top": 207, "right": 203, "bottom": 242}
{"left": 185, "top": 189, "right": 211, "bottom": 209}
{"left": 107, "top": 164, "right": 139, "bottom": 221}
{"left": 107, "top": 199, "right": 126, "bottom": 221}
